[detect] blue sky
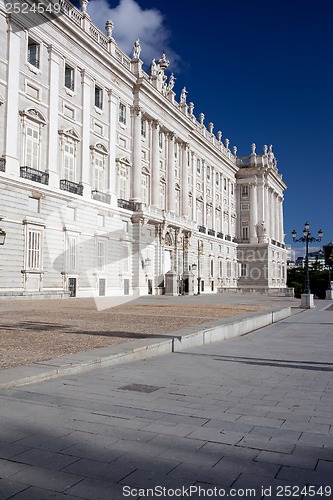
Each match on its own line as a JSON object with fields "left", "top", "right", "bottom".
{"left": 84, "top": 0, "right": 332, "bottom": 257}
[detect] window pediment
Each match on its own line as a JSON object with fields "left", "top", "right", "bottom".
{"left": 58, "top": 128, "right": 81, "bottom": 141}
{"left": 20, "top": 108, "right": 47, "bottom": 124}
{"left": 116, "top": 156, "right": 131, "bottom": 166}
{"left": 90, "top": 143, "right": 108, "bottom": 155}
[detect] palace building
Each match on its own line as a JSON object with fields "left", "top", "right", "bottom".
{"left": 0, "top": 0, "right": 288, "bottom": 299}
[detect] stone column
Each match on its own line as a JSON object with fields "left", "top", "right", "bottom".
{"left": 131, "top": 106, "right": 142, "bottom": 202}
{"left": 235, "top": 184, "right": 241, "bottom": 238}
{"left": 47, "top": 46, "right": 60, "bottom": 187}
{"left": 257, "top": 178, "right": 265, "bottom": 225}
{"left": 167, "top": 133, "right": 175, "bottom": 212}
{"left": 191, "top": 152, "right": 197, "bottom": 222}
{"left": 81, "top": 69, "right": 91, "bottom": 195}
{"left": 228, "top": 179, "right": 232, "bottom": 237}
{"left": 151, "top": 120, "right": 160, "bottom": 207}
{"left": 181, "top": 143, "right": 189, "bottom": 217}
{"left": 250, "top": 181, "right": 258, "bottom": 243}
{"left": 212, "top": 168, "right": 216, "bottom": 230}
{"left": 202, "top": 161, "right": 207, "bottom": 226}
{"left": 279, "top": 196, "right": 284, "bottom": 243}
{"left": 5, "top": 22, "right": 20, "bottom": 174}
{"left": 108, "top": 90, "right": 118, "bottom": 206}
{"left": 274, "top": 193, "right": 280, "bottom": 243}
{"left": 268, "top": 188, "right": 275, "bottom": 240}
{"left": 264, "top": 183, "right": 270, "bottom": 241}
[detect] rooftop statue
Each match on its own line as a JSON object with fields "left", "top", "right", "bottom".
{"left": 132, "top": 39, "right": 141, "bottom": 60}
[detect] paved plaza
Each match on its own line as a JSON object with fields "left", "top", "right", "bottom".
{"left": 0, "top": 295, "right": 332, "bottom": 499}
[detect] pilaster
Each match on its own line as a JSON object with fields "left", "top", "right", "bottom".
{"left": 249, "top": 181, "right": 258, "bottom": 243}
{"left": 108, "top": 89, "right": 118, "bottom": 206}
{"left": 81, "top": 69, "right": 91, "bottom": 195}
{"left": 4, "top": 20, "right": 20, "bottom": 174}
{"left": 151, "top": 120, "right": 160, "bottom": 207}
{"left": 131, "top": 105, "right": 142, "bottom": 202}
{"left": 191, "top": 152, "right": 197, "bottom": 222}
{"left": 167, "top": 132, "right": 175, "bottom": 212}
{"left": 47, "top": 46, "right": 60, "bottom": 188}
{"left": 181, "top": 142, "right": 188, "bottom": 217}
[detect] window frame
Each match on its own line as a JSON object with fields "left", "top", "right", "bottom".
{"left": 27, "top": 38, "right": 40, "bottom": 68}
{"left": 64, "top": 64, "right": 75, "bottom": 91}
{"left": 119, "top": 102, "right": 127, "bottom": 125}
{"left": 94, "top": 84, "right": 103, "bottom": 109}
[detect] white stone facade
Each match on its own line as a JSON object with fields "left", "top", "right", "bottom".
{"left": 0, "top": 0, "right": 288, "bottom": 299}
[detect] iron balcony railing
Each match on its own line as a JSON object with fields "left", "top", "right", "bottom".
{"left": 20, "top": 166, "right": 49, "bottom": 185}
{"left": 0, "top": 157, "right": 5, "bottom": 172}
{"left": 198, "top": 225, "right": 206, "bottom": 234}
{"left": 217, "top": 232, "right": 224, "bottom": 239}
{"left": 91, "top": 190, "right": 111, "bottom": 204}
{"left": 225, "top": 234, "right": 232, "bottom": 241}
{"left": 117, "top": 198, "right": 136, "bottom": 211}
{"left": 207, "top": 229, "right": 216, "bottom": 237}
{"left": 60, "top": 179, "right": 83, "bottom": 195}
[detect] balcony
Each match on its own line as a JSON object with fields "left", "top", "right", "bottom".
{"left": 225, "top": 234, "right": 232, "bottom": 241}
{"left": 198, "top": 225, "right": 206, "bottom": 234}
{"left": 20, "top": 166, "right": 49, "bottom": 185}
{"left": 0, "top": 158, "right": 5, "bottom": 172}
{"left": 91, "top": 190, "right": 111, "bottom": 204}
{"left": 117, "top": 198, "right": 136, "bottom": 211}
{"left": 60, "top": 179, "right": 83, "bottom": 195}
{"left": 207, "top": 229, "right": 216, "bottom": 237}
{"left": 217, "top": 232, "right": 224, "bottom": 239}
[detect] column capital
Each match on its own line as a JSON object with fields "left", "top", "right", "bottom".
{"left": 131, "top": 105, "right": 143, "bottom": 117}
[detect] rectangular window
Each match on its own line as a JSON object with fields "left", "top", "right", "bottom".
{"left": 94, "top": 155, "right": 104, "bottom": 192}
{"left": 119, "top": 102, "right": 126, "bottom": 124}
{"left": 94, "top": 85, "right": 103, "bottom": 109}
{"left": 141, "top": 120, "right": 146, "bottom": 137}
{"left": 159, "top": 132, "right": 163, "bottom": 149}
{"left": 241, "top": 263, "right": 247, "bottom": 277}
{"left": 241, "top": 185, "right": 249, "bottom": 197}
{"left": 224, "top": 178, "right": 227, "bottom": 191}
{"left": 227, "top": 260, "right": 231, "bottom": 278}
{"left": 197, "top": 159, "right": 201, "bottom": 174}
{"left": 242, "top": 225, "right": 249, "bottom": 239}
{"left": 160, "top": 182, "right": 166, "bottom": 209}
{"left": 210, "top": 259, "right": 214, "bottom": 278}
{"left": 28, "top": 229, "right": 42, "bottom": 270}
{"left": 219, "top": 259, "right": 223, "bottom": 278}
{"left": 26, "top": 126, "right": 39, "bottom": 170}
{"left": 27, "top": 39, "right": 39, "bottom": 68}
{"left": 64, "top": 64, "right": 74, "bottom": 91}
{"left": 119, "top": 166, "right": 127, "bottom": 199}
{"left": 68, "top": 236, "right": 77, "bottom": 272}
{"left": 97, "top": 240, "right": 106, "bottom": 270}
{"left": 141, "top": 175, "right": 150, "bottom": 204}
{"left": 64, "top": 143, "right": 75, "bottom": 181}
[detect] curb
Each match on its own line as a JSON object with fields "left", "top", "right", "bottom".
{"left": 0, "top": 307, "right": 291, "bottom": 389}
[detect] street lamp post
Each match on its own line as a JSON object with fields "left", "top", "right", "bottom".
{"left": 292, "top": 222, "right": 323, "bottom": 308}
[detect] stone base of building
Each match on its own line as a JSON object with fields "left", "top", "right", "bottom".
{"left": 219, "top": 286, "right": 293, "bottom": 297}
{"left": 0, "top": 290, "right": 70, "bottom": 300}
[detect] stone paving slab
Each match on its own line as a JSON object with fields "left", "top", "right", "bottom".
{"left": 0, "top": 298, "right": 332, "bottom": 499}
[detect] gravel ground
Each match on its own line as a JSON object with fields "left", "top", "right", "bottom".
{"left": 0, "top": 298, "right": 265, "bottom": 370}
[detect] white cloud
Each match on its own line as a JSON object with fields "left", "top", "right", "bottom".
{"left": 86, "top": 0, "right": 180, "bottom": 68}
